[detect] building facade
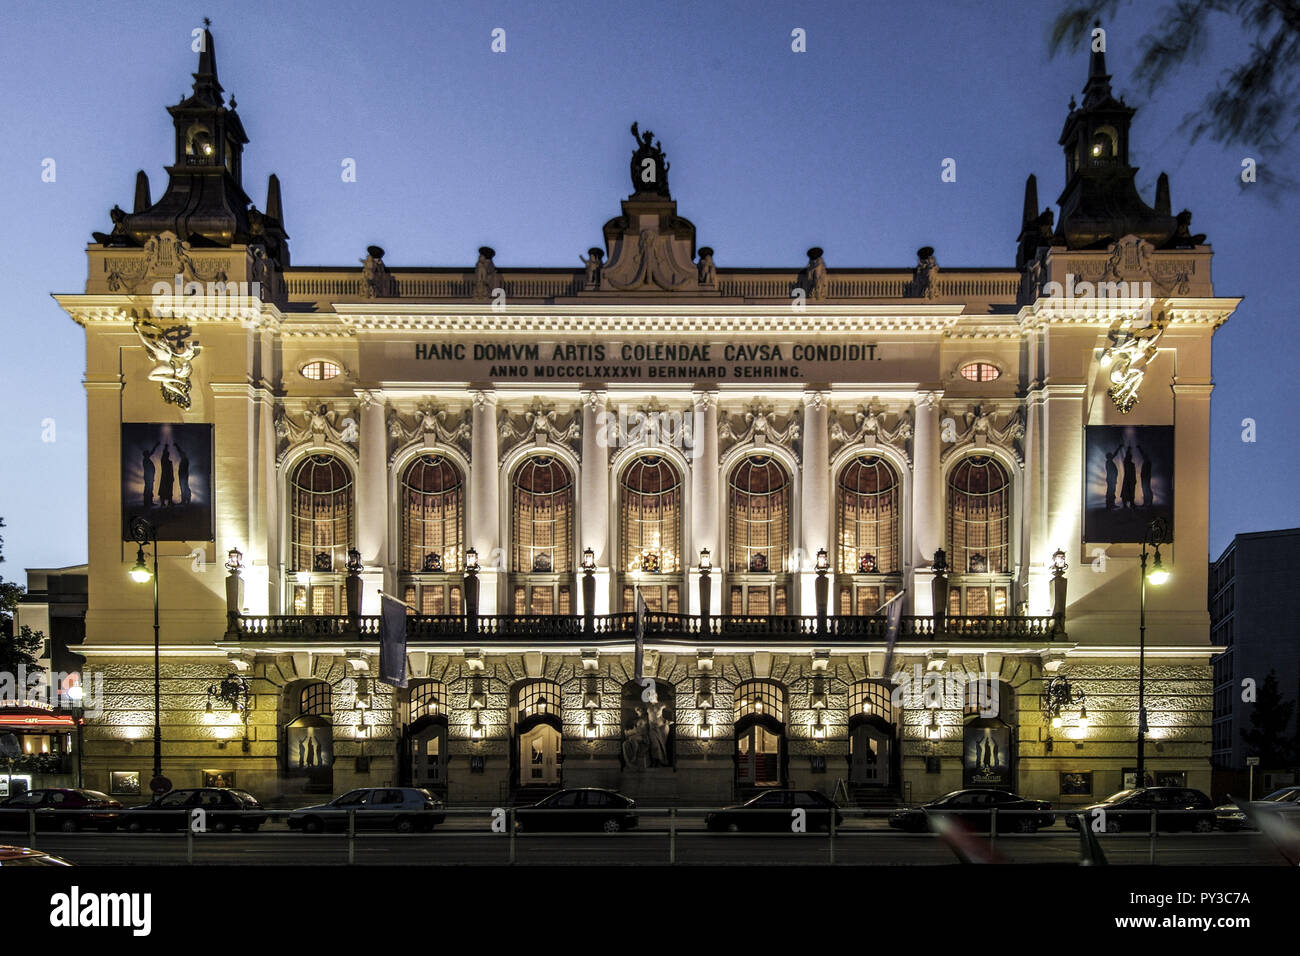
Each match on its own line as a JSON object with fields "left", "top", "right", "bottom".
{"left": 55, "top": 31, "right": 1236, "bottom": 807}
{"left": 1210, "top": 529, "right": 1300, "bottom": 784}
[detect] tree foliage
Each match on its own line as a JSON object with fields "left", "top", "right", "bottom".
{"left": 1241, "top": 671, "right": 1298, "bottom": 768}
{"left": 0, "top": 516, "right": 46, "bottom": 677}
{"left": 1052, "top": 0, "right": 1300, "bottom": 192}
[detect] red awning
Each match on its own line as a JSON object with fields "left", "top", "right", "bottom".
{"left": 0, "top": 708, "right": 76, "bottom": 730}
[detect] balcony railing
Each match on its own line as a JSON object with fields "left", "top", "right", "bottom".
{"left": 227, "top": 612, "right": 1064, "bottom": 642}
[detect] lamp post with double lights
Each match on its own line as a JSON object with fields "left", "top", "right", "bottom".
{"left": 814, "top": 548, "right": 830, "bottom": 637}
{"left": 1137, "top": 517, "right": 1170, "bottom": 784}
{"left": 581, "top": 547, "right": 597, "bottom": 635}
{"left": 464, "top": 548, "right": 480, "bottom": 637}
{"left": 128, "top": 516, "right": 165, "bottom": 790}
{"left": 697, "top": 548, "right": 712, "bottom": 636}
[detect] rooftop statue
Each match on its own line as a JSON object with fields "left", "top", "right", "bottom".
{"left": 629, "top": 121, "right": 670, "bottom": 198}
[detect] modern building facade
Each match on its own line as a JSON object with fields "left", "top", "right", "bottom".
{"left": 1210, "top": 529, "right": 1300, "bottom": 779}
{"left": 55, "top": 31, "right": 1236, "bottom": 807}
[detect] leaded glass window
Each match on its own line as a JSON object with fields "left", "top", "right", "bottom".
{"left": 289, "top": 455, "right": 354, "bottom": 572}
{"left": 947, "top": 456, "right": 1010, "bottom": 575}
{"left": 837, "top": 456, "right": 900, "bottom": 574}
{"left": 734, "top": 680, "right": 785, "bottom": 724}
{"left": 620, "top": 456, "right": 682, "bottom": 573}
{"left": 401, "top": 455, "right": 464, "bottom": 572}
{"left": 727, "top": 456, "right": 791, "bottom": 573}
{"left": 512, "top": 457, "right": 574, "bottom": 573}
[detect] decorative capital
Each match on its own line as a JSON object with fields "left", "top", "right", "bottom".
{"left": 472, "top": 389, "right": 497, "bottom": 410}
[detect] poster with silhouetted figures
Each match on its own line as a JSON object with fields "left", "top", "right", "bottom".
{"left": 1083, "top": 425, "right": 1174, "bottom": 543}
{"left": 121, "top": 423, "right": 214, "bottom": 541}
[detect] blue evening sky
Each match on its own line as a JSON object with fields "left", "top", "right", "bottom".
{"left": 0, "top": 0, "right": 1289, "bottom": 572}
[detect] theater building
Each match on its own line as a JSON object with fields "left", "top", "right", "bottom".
{"left": 55, "top": 31, "right": 1237, "bottom": 807}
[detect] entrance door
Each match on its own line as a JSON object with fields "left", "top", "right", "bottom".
{"left": 736, "top": 724, "right": 781, "bottom": 786}
{"left": 519, "top": 724, "right": 561, "bottom": 787}
{"left": 850, "top": 724, "right": 891, "bottom": 787}
{"left": 410, "top": 725, "right": 446, "bottom": 789}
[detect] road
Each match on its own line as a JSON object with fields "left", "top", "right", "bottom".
{"left": 9, "top": 824, "right": 1291, "bottom": 866}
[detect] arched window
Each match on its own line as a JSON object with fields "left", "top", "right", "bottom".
{"left": 734, "top": 680, "right": 786, "bottom": 724}
{"left": 727, "top": 456, "right": 791, "bottom": 573}
{"left": 289, "top": 455, "right": 354, "bottom": 573}
{"left": 299, "top": 681, "right": 333, "bottom": 717}
{"left": 837, "top": 456, "right": 900, "bottom": 574}
{"left": 401, "top": 455, "right": 464, "bottom": 573}
{"left": 511, "top": 457, "right": 574, "bottom": 574}
{"left": 849, "top": 680, "right": 896, "bottom": 724}
{"left": 947, "top": 456, "right": 1011, "bottom": 575}
{"left": 515, "top": 679, "right": 562, "bottom": 720}
{"left": 408, "top": 680, "right": 446, "bottom": 722}
{"left": 620, "top": 456, "right": 682, "bottom": 573}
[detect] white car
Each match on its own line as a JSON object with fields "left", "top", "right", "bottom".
{"left": 1214, "top": 786, "right": 1300, "bottom": 830}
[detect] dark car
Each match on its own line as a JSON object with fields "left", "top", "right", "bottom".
{"left": 1066, "top": 787, "right": 1216, "bottom": 833}
{"left": 514, "top": 788, "right": 638, "bottom": 833}
{"left": 889, "top": 789, "right": 1055, "bottom": 833}
{"left": 706, "top": 790, "right": 844, "bottom": 832}
{"left": 0, "top": 789, "right": 122, "bottom": 833}
{"left": 1214, "top": 786, "right": 1300, "bottom": 830}
{"left": 287, "top": 787, "right": 446, "bottom": 833}
{"left": 0, "top": 845, "right": 73, "bottom": 867}
{"left": 119, "top": 787, "right": 266, "bottom": 833}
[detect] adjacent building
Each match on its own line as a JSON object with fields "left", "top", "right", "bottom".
{"left": 1210, "top": 529, "right": 1300, "bottom": 787}
{"left": 53, "top": 30, "right": 1236, "bottom": 807}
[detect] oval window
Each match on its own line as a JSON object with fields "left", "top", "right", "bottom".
{"left": 959, "top": 362, "right": 1000, "bottom": 382}
{"left": 301, "top": 360, "right": 342, "bottom": 381}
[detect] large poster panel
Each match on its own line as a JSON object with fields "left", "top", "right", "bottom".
{"left": 121, "top": 423, "right": 214, "bottom": 541}
{"left": 963, "top": 720, "right": 1012, "bottom": 790}
{"left": 1083, "top": 425, "right": 1174, "bottom": 543}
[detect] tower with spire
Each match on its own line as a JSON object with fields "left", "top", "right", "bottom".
{"left": 1017, "top": 25, "right": 1203, "bottom": 269}
{"left": 92, "top": 20, "right": 289, "bottom": 271}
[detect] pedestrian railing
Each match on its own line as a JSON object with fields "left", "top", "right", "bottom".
{"left": 0, "top": 805, "right": 1268, "bottom": 866}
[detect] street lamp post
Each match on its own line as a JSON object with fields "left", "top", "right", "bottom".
{"left": 697, "top": 548, "right": 712, "bottom": 636}
{"left": 814, "top": 548, "right": 830, "bottom": 637}
{"left": 1137, "top": 517, "right": 1170, "bottom": 785}
{"left": 581, "top": 547, "right": 596, "bottom": 636}
{"left": 128, "top": 516, "right": 165, "bottom": 791}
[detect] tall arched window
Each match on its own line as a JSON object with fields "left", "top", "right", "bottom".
{"left": 511, "top": 457, "right": 575, "bottom": 615}
{"left": 728, "top": 456, "right": 790, "bottom": 573}
{"left": 837, "top": 456, "right": 900, "bottom": 574}
{"left": 289, "top": 455, "right": 354, "bottom": 573}
{"left": 620, "top": 456, "right": 682, "bottom": 573}
{"left": 947, "top": 456, "right": 1013, "bottom": 617}
{"left": 401, "top": 455, "right": 464, "bottom": 572}
{"left": 512, "top": 457, "right": 574, "bottom": 574}
{"left": 618, "top": 456, "right": 683, "bottom": 613}
{"left": 947, "top": 456, "right": 1011, "bottom": 574}
{"left": 727, "top": 456, "right": 792, "bottom": 615}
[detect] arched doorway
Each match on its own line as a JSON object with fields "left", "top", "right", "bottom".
{"left": 282, "top": 680, "right": 334, "bottom": 793}
{"left": 511, "top": 679, "right": 563, "bottom": 792}
{"left": 733, "top": 680, "right": 786, "bottom": 793}
{"left": 398, "top": 679, "right": 449, "bottom": 794}
{"left": 847, "top": 680, "right": 900, "bottom": 791}
{"left": 963, "top": 679, "right": 1017, "bottom": 791}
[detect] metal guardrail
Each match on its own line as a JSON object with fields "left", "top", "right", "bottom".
{"left": 0, "top": 806, "right": 1265, "bottom": 866}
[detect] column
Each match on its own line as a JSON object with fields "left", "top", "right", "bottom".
{"left": 690, "top": 390, "right": 719, "bottom": 616}
{"left": 580, "top": 390, "right": 610, "bottom": 614}
{"left": 911, "top": 391, "right": 942, "bottom": 615}
{"left": 356, "top": 389, "right": 388, "bottom": 613}
{"left": 469, "top": 389, "right": 500, "bottom": 614}
{"left": 800, "top": 390, "right": 830, "bottom": 615}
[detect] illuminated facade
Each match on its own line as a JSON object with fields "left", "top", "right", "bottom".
{"left": 55, "top": 31, "right": 1237, "bottom": 806}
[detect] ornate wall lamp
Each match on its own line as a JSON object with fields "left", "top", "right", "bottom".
{"left": 698, "top": 548, "right": 712, "bottom": 635}
{"left": 206, "top": 675, "right": 251, "bottom": 752}
{"left": 814, "top": 548, "right": 830, "bottom": 636}
{"left": 582, "top": 547, "right": 596, "bottom": 635}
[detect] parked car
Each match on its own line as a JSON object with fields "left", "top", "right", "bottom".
{"left": 287, "top": 788, "right": 446, "bottom": 833}
{"left": 706, "top": 789, "right": 844, "bottom": 832}
{"left": 1214, "top": 786, "right": 1300, "bottom": 830}
{"left": 0, "top": 789, "right": 122, "bottom": 833}
{"left": 1065, "top": 787, "right": 1216, "bottom": 833}
{"left": 513, "top": 788, "right": 638, "bottom": 833}
{"left": 889, "top": 789, "right": 1054, "bottom": 833}
{"left": 118, "top": 788, "right": 266, "bottom": 833}
{"left": 0, "top": 845, "right": 73, "bottom": 866}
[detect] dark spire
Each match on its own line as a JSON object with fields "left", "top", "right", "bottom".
{"left": 1154, "top": 172, "right": 1170, "bottom": 216}
{"left": 1021, "top": 174, "right": 1039, "bottom": 229}
{"left": 133, "top": 170, "right": 151, "bottom": 213}
{"left": 1081, "top": 21, "right": 1113, "bottom": 109}
{"left": 188, "top": 18, "right": 224, "bottom": 107}
{"left": 266, "top": 173, "right": 283, "bottom": 222}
